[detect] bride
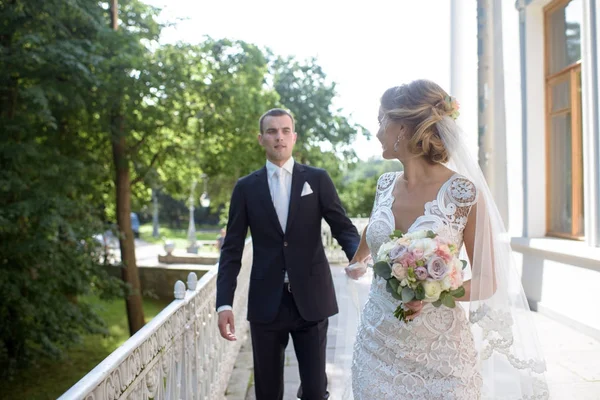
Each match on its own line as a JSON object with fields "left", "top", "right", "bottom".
{"left": 345, "top": 80, "right": 549, "bottom": 399}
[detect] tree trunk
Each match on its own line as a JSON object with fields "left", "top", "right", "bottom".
{"left": 110, "top": 0, "right": 145, "bottom": 335}
{"left": 112, "top": 131, "right": 145, "bottom": 335}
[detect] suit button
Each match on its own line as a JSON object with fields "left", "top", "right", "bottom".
{"left": 284, "top": 242, "right": 288, "bottom": 247}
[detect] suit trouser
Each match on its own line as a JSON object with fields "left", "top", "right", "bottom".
{"left": 250, "top": 284, "right": 328, "bottom": 400}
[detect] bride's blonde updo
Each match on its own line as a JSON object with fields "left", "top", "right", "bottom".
{"left": 381, "top": 79, "right": 458, "bottom": 164}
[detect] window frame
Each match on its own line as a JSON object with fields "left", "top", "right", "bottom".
{"left": 544, "top": 0, "right": 584, "bottom": 240}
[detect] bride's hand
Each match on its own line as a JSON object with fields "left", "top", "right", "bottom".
{"left": 345, "top": 262, "right": 367, "bottom": 280}
{"left": 404, "top": 300, "right": 424, "bottom": 320}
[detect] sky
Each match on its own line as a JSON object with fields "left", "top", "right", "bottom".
{"left": 144, "top": 0, "right": 451, "bottom": 160}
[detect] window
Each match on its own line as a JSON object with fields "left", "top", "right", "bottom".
{"left": 544, "top": 0, "right": 584, "bottom": 239}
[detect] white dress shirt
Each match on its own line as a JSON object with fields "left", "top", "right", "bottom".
{"left": 217, "top": 158, "right": 294, "bottom": 313}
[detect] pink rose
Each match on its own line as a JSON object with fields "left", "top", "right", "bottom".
{"left": 447, "top": 262, "right": 463, "bottom": 289}
{"left": 412, "top": 248, "right": 424, "bottom": 260}
{"left": 392, "top": 263, "right": 408, "bottom": 280}
{"left": 435, "top": 245, "right": 453, "bottom": 263}
{"left": 399, "top": 252, "right": 416, "bottom": 268}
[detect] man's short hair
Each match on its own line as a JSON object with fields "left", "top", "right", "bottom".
{"left": 259, "top": 108, "right": 295, "bottom": 134}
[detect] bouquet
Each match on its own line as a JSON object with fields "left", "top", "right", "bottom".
{"left": 373, "top": 229, "right": 467, "bottom": 322}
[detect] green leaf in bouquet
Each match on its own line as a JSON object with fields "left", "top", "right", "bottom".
{"left": 393, "top": 305, "right": 406, "bottom": 321}
{"left": 461, "top": 260, "right": 468, "bottom": 270}
{"left": 415, "top": 283, "right": 426, "bottom": 300}
{"left": 407, "top": 267, "right": 416, "bottom": 281}
{"left": 386, "top": 280, "right": 402, "bottom": 300}
{"left": 450, "top": 286, "right": 465, "bottom": 298}
{"left": 426, "top": 230, "right": 437, "bottom": 239}
{"left": 441, "top": 292, "right": 456, "bottom": 308}
{"left": 388, "top": 278, "right": 400, "bottom": 292}
{"left": 390, "top": 230, "right": 404, "bottom": 239}
{"left": 373, "top": 261, "right": 392, "bottom": 279}
{"left": 433, "top": 300, "right": 443, "bottom": 307}
{"left": 401, "top": 287, "right": 415, "bottom": 303}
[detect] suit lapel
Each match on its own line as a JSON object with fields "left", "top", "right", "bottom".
{"left": 285, "top": 163, "right": 306, "bottom": 234}
{"left": 255, "top": 167, "right": 284, "bottom": 236}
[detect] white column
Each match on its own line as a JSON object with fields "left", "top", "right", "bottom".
{"left": 477, "top": 0, "right": 510, "bottom": 227}
{"left": 499, "top": 0, "right": 524, "bottom": 234}
{"left": 582, "top": 0, "right": 600, "bottom": 246}
{"left": 450, "top": 0, "right": 478, "bottom": 156}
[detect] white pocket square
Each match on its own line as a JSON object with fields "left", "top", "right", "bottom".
{"left": 301, "top": 182, "right": 314, "bottom": 197}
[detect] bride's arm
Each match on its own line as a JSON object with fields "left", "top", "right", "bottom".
{"left": 455, "top": 201, "right": 497, "bottom": 302}
{"left": 349, "top": 225, "right": 370, "bottom": 264}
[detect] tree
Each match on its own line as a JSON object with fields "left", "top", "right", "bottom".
{"left": 96, "top": 0, "right": 164, "bottom": 335}
{"left": 271, "top": 56, "right": 368, "bottom": 173}
{"left": 0, "top": 0, "right": 123, "bottom": 372}
{"left": 338, "top": 158, "right": 403, "bottom": 217}
{"left": 150, "top": 39, "right": 279, "bottom": 207}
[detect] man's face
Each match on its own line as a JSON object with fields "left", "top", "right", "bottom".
{"left": 258, "top": 115, "right": 297, "bottom": 165}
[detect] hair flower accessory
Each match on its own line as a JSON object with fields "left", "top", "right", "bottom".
{"left": 445, "top": 95, "right": 460, "bottom": 120}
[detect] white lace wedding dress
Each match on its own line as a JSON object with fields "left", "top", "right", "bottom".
{"left": 352, "top": 171, "right": 482, "bottom": 399}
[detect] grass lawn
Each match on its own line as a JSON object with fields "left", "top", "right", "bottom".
{"left": 139, "top": 223, "right": 219, "bottom": 250}
{"left": 0, "top": 296, "right": 171, "bottom": 400}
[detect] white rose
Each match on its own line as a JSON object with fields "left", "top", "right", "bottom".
{"left": 392, "top": 263, "right": 407, "bottom": 280}
{"left": 376, "top": 240, "right": 397, "bottom": 261}
{"left": 405, "top": 230, "right": 428, "bottom": 240}
{"left": 454, "top": 258, "right": 465, "bottom": 273}
{"left": 440, "top": 276, "right": 452, "bottom": 291}
{"left": 422, "top": 280, "right": 442, "bottom": 302}
{"left": 409, "top": 238, "right": 437, "bottom": 258}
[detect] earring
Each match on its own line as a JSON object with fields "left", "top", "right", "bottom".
{"left": 393, "top": 134, "right": 404, "bottom": 152}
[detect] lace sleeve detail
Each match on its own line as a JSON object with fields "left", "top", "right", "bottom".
{"left": 373, "top": 172, "right": 397, "bottom": 209}
{"left": 447, "top": 176, "right": 477, "bottom": 226}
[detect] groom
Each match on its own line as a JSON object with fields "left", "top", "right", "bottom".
{"left": 217, "top": 108, "right": 359, "bottom": 400}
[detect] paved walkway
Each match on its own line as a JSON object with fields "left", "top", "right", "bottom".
{"left": 225, "top": 265, "right": 600, "bottom": 400}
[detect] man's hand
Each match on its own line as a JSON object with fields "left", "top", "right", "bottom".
{"left": 218, "top": 310, "right": 237, "bottom": 341}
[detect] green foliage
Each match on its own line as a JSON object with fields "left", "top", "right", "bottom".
{"left": 441, "top": 292, "right": 456, "bottom": 308}
{"left": 450, "top": 286, "right": 465, "bottom": 298}
{"left": 271, "top": 56, "right": 367, "bottom": 188}
{"left": 0, "top": 0, "right": 365, "bottom": 375}
{"left": 338, "top": 158, "right": 402, "bottom": 217}
{"left": 338, "top": 177, "right": 377, "bottom": 218}
{"left": 386, "top": 279, "right": 402, "bottom": 301}
{"left": 401, "top": 287, "right": 415, "bottom": 303}
{"left": 0, "top": 296, "right": 169, "bottom": 400}
{"left": 391, "top": 230, "right": 404, "bottom": 239}
{"left": 341, "top": 158, "right": 403, "bottom": 185}
{"left": 139, "top": 224, "right": 218, "bottom": 250}
{"left": 415, "top": 284, "right": 426, "bottom": 300}
{"left": 373, "top": 261, "right": 392, "bottom": 279}
{"left": 0, "top": 0, "right": 124, "bottom": 373}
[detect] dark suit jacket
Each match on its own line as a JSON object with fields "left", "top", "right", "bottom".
{"left": 216, "top": 162, "right": 359, "bottom": 323}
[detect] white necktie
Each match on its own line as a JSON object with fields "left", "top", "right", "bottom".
{"left": 272, "top": 169, "right": 289, "bottom": 232}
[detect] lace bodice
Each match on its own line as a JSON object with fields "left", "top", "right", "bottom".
{"left": 366, "top": 171, "right": 477, "bottom": 256}
{"left": 352, "top": 172, "right": 481, "bottom": 400}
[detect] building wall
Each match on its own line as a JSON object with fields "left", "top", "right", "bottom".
{"left": 451, "top": 0, "right": 600, "bottom": 338}
{"left": 513, "top": 0, "right": 600, "bottom": 338}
